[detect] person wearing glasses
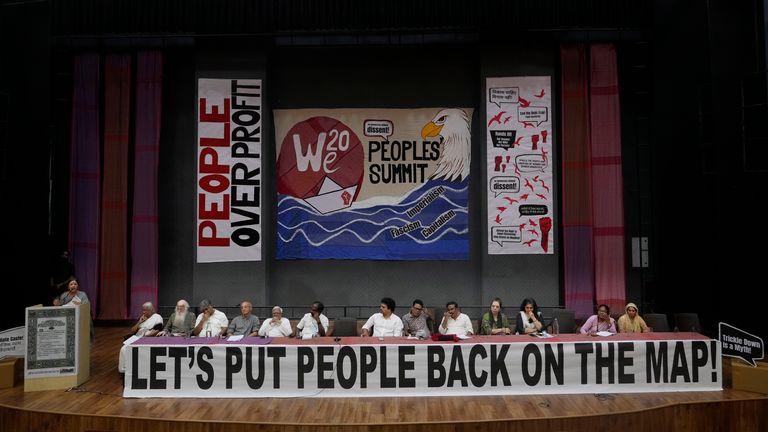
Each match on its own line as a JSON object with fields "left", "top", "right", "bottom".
{"left": 402, "top": 299, "right": 432, "bottom": 338}
{"left": 439, "top": 301, "right": 474, "bottom": 336}
{"left": 258, "top": 306, "right": 293, "bottom": 337}
{"left": 617, "top": 302, "right": 650, "bottom": 333}
{"left": 480, "top": 297, "right": 511, "bottom": 335}
{"left": 580, "top": 304, "right": 617, "bottom": 335}
{"left": 227, "top": 301, "right": 260, "bottom": 337}
{"left": 514, "top": 297, "right": 544, "bottom": 335}
{"left": 193, "top": 299, "right": 229, "bottom": 337}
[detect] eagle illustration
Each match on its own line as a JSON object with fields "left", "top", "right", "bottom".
{"left": 420, "top": 108, "right": 471, "bottom": 182}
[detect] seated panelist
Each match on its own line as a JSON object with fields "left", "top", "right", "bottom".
{"left": 258, "top": 306, "right": 293, "bottom": 337}
{"left": 361, "top": 297, "right": 404, "bottom": 337}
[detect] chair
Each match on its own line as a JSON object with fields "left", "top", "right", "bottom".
{"left": 332, "top": 317, "right": 358, "bottom": 336}
{"left": 674, "top": 313, "right": 702, "bottom": 332}
{"left": 643, "top": 313, "right": 670, "bottom": 332}
{"left": 428, "top": 308, "right": 440, "bottom": 333}
{"left": 551, "top": 309, "right": 576, "bottom": 334}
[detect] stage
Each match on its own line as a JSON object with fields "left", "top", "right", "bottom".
{"left": 1, "top": 326, "right": 767, "bottom": 431}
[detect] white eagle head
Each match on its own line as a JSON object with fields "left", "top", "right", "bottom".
{"left": 421, "top": 108, "right": 471, "bottom": 182}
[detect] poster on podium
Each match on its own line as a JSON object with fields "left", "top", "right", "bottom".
{"left": 24, "top": 306, "right": 79, "bottom": 378}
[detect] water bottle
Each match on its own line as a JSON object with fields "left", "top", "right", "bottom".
{"left": 552, "top": 317, "right": 559, "bottom": 335}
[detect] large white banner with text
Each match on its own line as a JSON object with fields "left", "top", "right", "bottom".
{"left": 197, "top": 79, "right": 262, "bottom": 262}
{"left": 486, "top": 77, "right": 554, "bottom": 255}
{"left": 124, "top": 339, "right": 721, "bottom": 398}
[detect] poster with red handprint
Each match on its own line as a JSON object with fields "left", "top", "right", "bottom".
{"left": 486, "top": 77, "right": 553, "bottom": 255}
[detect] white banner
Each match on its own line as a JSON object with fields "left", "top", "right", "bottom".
{"left": 124, "top": 339, "right": 721, "bottom": 398}
{"left": 486, "top": 77, "right": 554, "bottom": 254}
{"left": 0, "top": 326, "right": 25, "bottom": 359}
{"left": 197, "top": 78, "right": 262, "bottom": 262}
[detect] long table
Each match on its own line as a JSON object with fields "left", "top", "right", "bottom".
{"left": 123, "top": 332, "right": 721, "bottom": 398}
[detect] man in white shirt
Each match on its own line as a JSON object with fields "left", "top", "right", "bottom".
{"left": 295, "top": 301, "right": 329, "bottom": 338}
{"left": 118, "top": 302, "right": 164, "bottom": 373}
{"left": 258, "top": 306, "right": 293, "bottom": 337}
{"left": 361, "top": 297, "right": 404, "bottom": 337}
{"left": 193, "top": 299, "right": 229, "bottom": 337}
{"left": 439, "top": 301, "right": 474, "bottom": 336}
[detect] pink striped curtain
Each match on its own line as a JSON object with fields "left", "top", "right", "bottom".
{"left": 560, "top": 44, "right": 596, "bottom": 319}
{"left": 99, "top": 54, "right": 131, "bottom": 319}
{"left": 560, "top": 43, "right": 627, "bottom": 318}
{"left": 589, "top": 44, "right": 626, "bottom": 312}
{"left": 130, "top": 51, "right": 163, "bottom": 317}
{"left": 69, "top": 54, "right": 101, "bottom": 317}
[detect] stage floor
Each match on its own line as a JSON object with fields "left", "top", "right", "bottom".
{"left": 1, "top": 326, "right": 767, "bottom": 432}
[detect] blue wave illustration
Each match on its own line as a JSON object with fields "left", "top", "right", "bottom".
{"left": 277, "top": 178, "right": 469, "bottom": 260}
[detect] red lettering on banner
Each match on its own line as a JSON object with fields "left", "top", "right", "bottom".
{"left": 199, "top": 193, "right": 230, "bottom": 219}
{"left": 198, "top": 96, "right": 232, "bottom": 250}
{"left": 199, "top": 148, "right": 230, "bottom": 174}
{"left": 198, "top": 220, "right": 229, "bottom": 247}
{"left": 200, "top": 122, "right": 231, "bottom": 147}
{"left": 199, "top": 98, "right": 230, "bottom": 123}
{"left": 199, "top": 174, "right": 230, "bottom": 194}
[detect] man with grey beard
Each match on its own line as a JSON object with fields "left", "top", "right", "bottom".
{"left": 158, "top": 299, "right": 196, "bottom": 336}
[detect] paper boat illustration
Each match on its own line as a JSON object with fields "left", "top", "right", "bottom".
{"left": 303, "top": 177, "right": 358, "bottom": 214}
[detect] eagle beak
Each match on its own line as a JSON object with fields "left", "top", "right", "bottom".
{"left": 421, "top": 121, "right": 443, "bottom": 139}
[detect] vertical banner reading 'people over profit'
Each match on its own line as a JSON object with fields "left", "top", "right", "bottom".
{"left": 486, "top": 77, "right": 554, "bottom": 255}
{"left": 274, "top": 108, "right": 472, "bottom": 260}
{"left": 197, "top": 79, "right": 262, "bottom": 262}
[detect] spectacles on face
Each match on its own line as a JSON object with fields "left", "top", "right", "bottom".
{"left": 412, "top": 306, "right": 423, "bottom": 312}
{"left": 598, "top": 309, "right": 608, "bottom": 314}
{"left": 628, "top": 309, "right": 637, "bottom": 312}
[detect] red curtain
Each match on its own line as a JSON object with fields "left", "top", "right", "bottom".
{"left": 69, "top": 54, "right": 101, "bottom": 317}
{"left": 560, "top": 43, "right": 596, "bottom": 319}
{"left": 589, "top": 43, "right": 626, "bottom": 313}
{"left": 130, "top": 51, "right": 163, "bottom": 317}
{"left": 560, "top": 43, "right": 626, "bottom": 318}
{"left": 99, "top": 54, "right": 131, "bottom": 319}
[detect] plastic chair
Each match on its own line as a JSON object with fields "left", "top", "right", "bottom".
{"left": 643, "top": 313, "right": 670, "bottom": 332}
{"left": 428, "top": 308, "right": 440, "bottom": 333}
{"left": 551, "top": 309, "right": 576, "bottom": 334}
{"left": 674, "top": 313, "right": 702, "bottom": 332}
{"left": 332, "top": 317, "right": 358, "bottom": 336}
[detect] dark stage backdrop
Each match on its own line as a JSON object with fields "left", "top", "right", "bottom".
{"left": 158, "top": 43, "right": 561, "bottom": 316}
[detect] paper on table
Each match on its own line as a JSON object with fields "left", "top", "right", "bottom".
{"left": 595, "top": 331, "right": 614, "bottom": 337}
{"left": 228, "top": 335, "right": 244, "bottom": 341}
{"left": 123, "top": 335, "right": 140, "bottom": 345}
{"left": 457, "top": 335, "right": 472, "bottom": 340}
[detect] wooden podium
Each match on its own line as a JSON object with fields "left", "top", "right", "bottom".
{"left": 24, "top": 304, "right": 90, "bottom": 391}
